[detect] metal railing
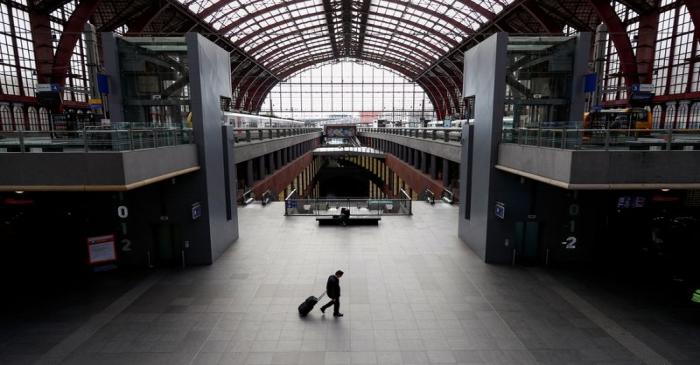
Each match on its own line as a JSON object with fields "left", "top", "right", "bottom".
{"left": 441, "top": 188, "right": 455, "bottom": 204}
{"left": 233, "top": 127, "right": 321, "bottom": 143}
{"left": 284, "top": 188, "right": 412, "bottom": 216}
{"left": 502, "top": 128, "right": 700, "bottom": 151}
{"left": 358, "top": 127, "right": 462, "bottom": 143}
{"left": 0, "top": 128, "right": 193, "bottom": 153}
{"left": 240, "top": 188, "right": 255, "bottom": 205}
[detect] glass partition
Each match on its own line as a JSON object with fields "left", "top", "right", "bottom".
{"left": 116, "top": 37, "right": 191, "bottom": 129}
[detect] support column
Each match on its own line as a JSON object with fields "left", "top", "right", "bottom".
{"left": 430, "top": 155, "right": 437, "bottom": 179}
{"left": 442, "top": 159, "right": 449, "bottom": 187}
{"left": 268, "top": 153, "right": 276, "bottom": 172}
{"left": 413, "top": 149, "right": 419, "bottom": 168}
{"left": 258, "top": 155, "right": 266, "bottom": 178}
{"left": 275, "top": 150, "right": 282, "bottom": 168}
{"left": 421, "top": 151, "right": 427, "bottom": 173}
{"left": 246, "top": 159, "right": 254, "bottom": 187}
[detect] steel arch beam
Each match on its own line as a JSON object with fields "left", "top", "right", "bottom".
{"left": 251, "top": 79, "right": 279, "bottom": 113}
{"left": 231, "top": 61, "right": 258, "bottom": 96}
{"left": 234, "top": 65, "right": 267, "bottom": 109}
{"left": 246, "top": 75, "right": 276, "bottom": 111}
{"left": 321, "top": 0, "right": 340, "bottom": 57}
{"left": 588, "top": 0, "right": 639, "bottom": 87}
{"left": 239, "top": 8, "right": 459, "bottom": 52}
{"left": 356, "top": 0, "right": 371, "bottom": 56}
{"left": 421, "top": 77, "right": 446, "bottom": 119}
{"left": 29, "top": 12, "right": 53, "bottom": 85}
{"left": 247, "top": 18, "right": 451, "bottom": 61}
{"left": 51, "top": 0, "right": 102, "bottom": 87}
{"left": 214, "top": 0, "right": 480, "bottom": 36}
{"left": 125, "top": 1, "right": 171, "bottom": 34}
{"left": 252, "top": 30, "right": 440, "bottom": 68}
{"left": 685, "top": 0, "right": 700, "bottom": 43}
{"left": 522, "top": 1, "right": 562, "bottom": 33}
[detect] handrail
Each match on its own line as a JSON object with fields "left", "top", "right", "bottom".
{"left": 441, "top": 188, "right": 454, "bottom": 204}
{"left": 0, "top": 128, "right": 194, "bottom": 153}
{"left": 233, "top": 127, "right": 322, "bottom": 143}
{"left": 283, "top": 196, "right": 413, "bottom": 217}
{"left": 357, "top": 127, "right": 462, "bottom": 143}
{"left": 358, "top": 126, "right": 700, "bottom": 151}
{"left": 424, "top": 188, "right": 435, "bottom": 205}
{"left": 241, "top": 188, "right": 254, "bottom": 205}
{"left": 502, "top": 127, "right": 700, "bottom": 151}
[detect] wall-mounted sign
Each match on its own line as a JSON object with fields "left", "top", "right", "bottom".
{"left": 87, "top": 234, "right": 117, "bottom": 264}
{"left": 97, "top": 74, "right": 109, "bottom": 94}
{"left": 631, "top": 83, "right": 654, "bottom": 93}
{"left": 117, "top": 205, "right": 129, "bottom": 219}
{"left": 495, "top": 202, "right": 505, "bottom": 219}
{"left": 584, "top": 73, "right": 597, "bottom": 93}
{"left": 36, "top": 83, "right": 60, "bottom": 92}
{"left": 562, "top": 236, "right": 577, "bottom": 250}
{"left": 192, "top": 202, "right": 202, "bottom": 220}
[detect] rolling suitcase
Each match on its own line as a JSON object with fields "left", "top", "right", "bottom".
{"left": 298, "top": 292, "right": 325, "bottom": 317}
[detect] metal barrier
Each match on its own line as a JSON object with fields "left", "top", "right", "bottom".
{"left": 233, "top": 127, "right": 322, "bottom": 143}
{"left": 284, "top": 188, "right": 412, "bottom": 216}
{"left": 0, "top": 128, "right": 194, "bottom": 152}
{"left": 502, "top": 128, "right": 700, "bottom": 151}
{"left": 241, "top": 188, "right": 255, "bottom": 205}
{"left": 360, "top": 126, "right": 700, "bottom": 151}
{"left": 358, "top": 127, "right": 462, "bottom": 143}
{"left": 441, "top": 188, "right": 454, "bottom": 204}
{"left": 423, "top": 188, "right": 435, "bottom": 205}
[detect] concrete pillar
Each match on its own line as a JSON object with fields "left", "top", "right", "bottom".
{"left": 442, "top": 159, "right": 449, "bottom": 187}
{"left": 275, "top": 150, "right": 282, "bottom": 169}
{"left": 246, "top": 159, "right": 254, "bottom": 187}
{"left": 430, "top": 154, "right": 437, "bottom": 179}
{"left": 258, "top": 155, "right": 266, "bottom": 178}
{"left": 421, "top": 151, "right": 427, "bottom": 173}
{"left": 268, "top": 153, "right": 276, "bottom": 172}
{"left": 282, "top": 148, "right": 288, "bottom": 164}
{"left": 413, "top": 149, "right": 419, "bottom": 168}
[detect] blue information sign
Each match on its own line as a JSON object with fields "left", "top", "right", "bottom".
{"left": 495, "top": 202, "right": 505, "bottom": 219}
{"left": 584, "top": 73, "right": 597, "bottom": 93}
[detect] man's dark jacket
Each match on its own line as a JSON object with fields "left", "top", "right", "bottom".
{"left": 326, "top": 275, "right": 340, "bottom": 299}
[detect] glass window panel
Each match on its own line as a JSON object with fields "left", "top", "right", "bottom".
{"left": 262, "top": 60, "right": 435, "bottom": 122}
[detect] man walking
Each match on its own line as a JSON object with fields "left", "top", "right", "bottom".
{"left": 320, "top": 270, "right": 344, "bottom": 317}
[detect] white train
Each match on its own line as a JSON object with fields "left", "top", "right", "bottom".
{"left": 222, "top": 112, "right": 305, "bottom": 129}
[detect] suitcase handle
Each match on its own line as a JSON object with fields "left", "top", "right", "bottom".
{"left": 318, "top": 291, "right": 326, "bottom": 300}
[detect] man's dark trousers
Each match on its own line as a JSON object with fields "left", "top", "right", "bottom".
{"left": 320, "top": 298, "right": 339, "bottom": 315}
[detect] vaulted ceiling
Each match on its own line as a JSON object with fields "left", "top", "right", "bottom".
{"left": 74, "top": 0, "right": 671, "bottom": 117}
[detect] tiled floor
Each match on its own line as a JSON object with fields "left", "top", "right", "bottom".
{"left": 4, "top": 202, "right": 700, "bottom": 364}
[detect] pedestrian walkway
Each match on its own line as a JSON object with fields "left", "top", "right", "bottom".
{"left": 6, "top": 202, "right": 700, "bottom": 364}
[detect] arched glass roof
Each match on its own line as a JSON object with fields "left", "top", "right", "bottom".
{"left": 178, "top": 0, "right": 514, "bottom": 78}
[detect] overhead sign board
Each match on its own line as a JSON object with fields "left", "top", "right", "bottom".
{"left": 631, "top": 83, "right": 654, "bottom": 93}
{"left": 36, "top": 83, "right": 60, "bottom": 92}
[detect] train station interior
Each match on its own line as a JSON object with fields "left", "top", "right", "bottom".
{"left": 1, "top": 0, "right": 700, "bottom": 364}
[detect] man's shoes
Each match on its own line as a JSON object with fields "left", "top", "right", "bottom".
{"left": 333, "top": 313, "right": 344, "bottom": 317}
{"left": 320, "top": 307, "right": 325, "bottom": 314}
